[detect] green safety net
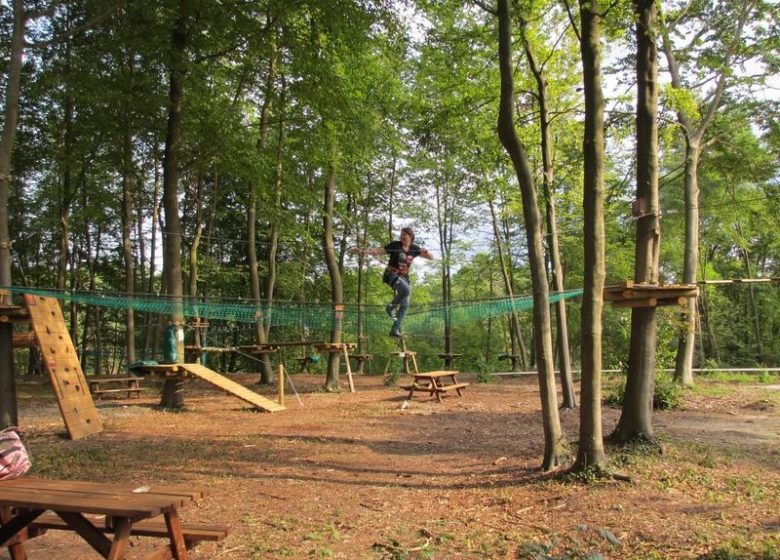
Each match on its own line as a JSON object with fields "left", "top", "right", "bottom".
{"left": 7, "top": 286, "right": 583, "bottom": 336}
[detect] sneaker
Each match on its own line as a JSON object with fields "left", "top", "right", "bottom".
{"left": 385, "top": 304, "right": 395, "bottom": 319}
{"left": 389, "top": 322, "right": 403, "bottom": 338}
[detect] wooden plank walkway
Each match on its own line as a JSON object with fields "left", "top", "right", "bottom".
{"left": 178, "top": 363, "right": 286, "bottom": 413}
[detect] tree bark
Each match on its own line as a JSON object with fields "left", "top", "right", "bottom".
{"left": 489, "top": 200, "right": 524, "bottom": 371}
{"left": 121, "top": 120, "right": 136, "bottom": 366}
{"left": 435, "top": 181, "right": 454, "bottom": 365}
{"left": 522, "top": 35, "right": 576, "bottom": 409}
{"left": 0, "top": 0, "right": 25, "bottom": 428}
{"left": 663, "top": 0, "right": 754, "bottom": 386}
{"left": 572, "top": 0, "right": 607, "bottom": 469}
{"left": 613, "top": 0, "right": 661, "bottom": 443}
{"left": 188, "top": 175, "right": 204, "bottom": 361}
{"left": 322, "top": 162, "right": 343, "bottom": 391}
{"left": 496, "top": 0, "right": 566, "bottom": 471}
{"left": 248, "top": 36, "right": 277, "bottom": 384}
{"left": 160, "top": 0, "right": 190, "bottom": 409}
{"left": 673, "top": 138, "right": 699, "bottom": 387}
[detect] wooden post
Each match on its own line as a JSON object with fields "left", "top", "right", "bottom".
{"left": 277, "top": 364, "right": 285, "bottom": 406}
{"left": 341, "top": 345, "right": 355, "bottom": 393}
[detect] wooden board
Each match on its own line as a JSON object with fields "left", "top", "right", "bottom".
{"left": 24, "top": 295, "right": 103, "bottom": 439}
{"left": 178, "top": 363, "right": 286, "bottom": 412}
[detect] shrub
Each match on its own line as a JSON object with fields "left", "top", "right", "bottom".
{"left": 604, "top": 373, "right": 682, "bottom": 410}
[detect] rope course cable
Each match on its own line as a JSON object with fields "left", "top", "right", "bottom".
{"left": 4, "top": 286, "right": 584, "bottom": 336}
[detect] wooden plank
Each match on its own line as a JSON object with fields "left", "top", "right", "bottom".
{"left": 29, "top": 513, "right": 228, "bottom": 541}
{"left": 0, "top": 484, "right": 189, "bottom": 510}
{"left": 0, "top": 488, "right": 164, "bottom": 517}
{"left": 85, "top": 376, "right": 143, "bottom": 383}
{"left": 437, "top": 383, "right": 470, "bottom": 392}
{"left": 0, "top": 478, "right": 204, "bottom": 502}
{"left": 413, "top": 371, "right": 458, "bottom": 379}
{"left": 178, "top": 363, "right": 286, "bottom": 412}
{"left": 24, "top": 294, "right": 103, "bottom": 440}
{"left": 0, "top": 305, "right": 29, "bottom": 323}
{"left": 11, "top": 332, "right": 35, "bottom": 348}
{"left": 57, "top": 511, "right": 113, "bottom": 558}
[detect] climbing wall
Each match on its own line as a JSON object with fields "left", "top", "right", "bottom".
{"left": 24, "top": 295, "right": 103, "bottom": 439}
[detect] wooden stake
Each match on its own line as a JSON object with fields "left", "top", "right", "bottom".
{"left": 277, "top": 364, "right": 285, "bottom": 406}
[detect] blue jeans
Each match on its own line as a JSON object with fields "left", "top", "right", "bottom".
{"left": 390, "top": 276, "right": 411, "bottom": 328}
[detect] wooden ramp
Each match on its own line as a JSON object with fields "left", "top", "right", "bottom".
{"left": 178, "top": 363, "right": 286, "bottom": 413}
{"left": 24, "top": 294, "right": 103, "bottom": 439}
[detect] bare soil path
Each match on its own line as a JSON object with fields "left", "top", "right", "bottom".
{"left": 4, "top": 373, "right": 779, "bottom": 559}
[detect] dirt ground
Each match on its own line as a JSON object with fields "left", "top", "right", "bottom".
{"left": 4, "top": 372, "right": 780, "bottom": 560}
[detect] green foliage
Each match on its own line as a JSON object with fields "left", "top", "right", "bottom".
{"left": 697, "top": 536, "right": 780, "bottom": 560}
{"left": 662, "top": 83, "right": 702, "bottom": 121}
{"left": 653, "top": 375, "right": 683, "bottom": 410}
{"left": 515, "top": 525, "right": 620, "bottom": 560}
{"left": 604, "top": 374, "right": 682, "bottom": 411}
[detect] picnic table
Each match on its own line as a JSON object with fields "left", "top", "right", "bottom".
{"left": 85, "top": 375, "right": 143, "bottom": 399}
{"left": 0, "top": 477, "right": 227, "bottom": 559}
{"left": 400, "top": 371, "right": 470, "bottom": 402}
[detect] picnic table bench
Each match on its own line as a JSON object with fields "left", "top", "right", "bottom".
{"left": 0, "top": 477, "right": 227, "bottom": 559}
{"left": 400, "top": 370, "right": 470, "bottom": 402}
{"left": 85, "top": 375, "right": 143, "bottom": 399}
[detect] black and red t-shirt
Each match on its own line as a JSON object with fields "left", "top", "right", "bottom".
{"left": 384, "top": 240, "right": 422, "bottom": 277}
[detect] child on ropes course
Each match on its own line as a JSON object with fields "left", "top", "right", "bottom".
{"left": 352, "top": 227, "right": 434, "bottom": 338}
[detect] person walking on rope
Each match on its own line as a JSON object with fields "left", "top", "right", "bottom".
{"left": 353, "top": 227, "right": 433, "bottom": 337}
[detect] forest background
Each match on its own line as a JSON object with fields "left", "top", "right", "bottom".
{"left": 0, "top": 0, "right": 778, "bottom": 395}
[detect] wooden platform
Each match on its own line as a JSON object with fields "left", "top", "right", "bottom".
{"left": 603, "top": 282, "right": 698, "bottom": 308}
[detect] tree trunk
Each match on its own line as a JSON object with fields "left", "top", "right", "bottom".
{"left": 248, "top": 39, "right": 277, "bottom": 384}
{"left": 0, "top": 0, "right": 24, "bottom": 428}
{"left": 188, "top": 175, "right": 204, "bottom": 361}
{"left": 496, "top": 0, "right": 566, "bottom": 470}
{"left": 738, "top": 246, "right": 763, "bottom": 361}
{"left": 143, "top": 159, "right": 162, "bottom": 359}
{"left": 662, "top": 1, "right": 753, "bottom": 386}
{"left": 160, "top": 0, "right": 190, "bottom": 409}
{"left": 572, "top": 0, "right": 608, "bottom": 470}
{"left": 436, "top": 182, "right": 454, "bottom": 365}
{"left": 322, "top": 163, "right": 343, "bottom": 391}
{"left": 264, "top": 77, "right": 286, "bottom": 343}
{"left": 489, "top": 200, "right": 524, "bottom": 371}
{"left": 501, "top": 209, "right": 529, "bottom": 370}
{"left": 673, "top": 139, "right": 700, "bottom": 387}
{"left": 121, "top": 124, "right": 136, "bottom": 365}
{"left": 613, "top": 0, "right": 661, "bottom": 443}
{"left": 522, "top": 36, "right": 576, "bottom": 408}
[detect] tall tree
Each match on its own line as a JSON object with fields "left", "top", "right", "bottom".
{"left": 496, "top": 0, "right": 567, "bottom": 470}
{"left": 159, "top": 0, "right": 190, "bottom": 408}
{"left": 0, "top": 0, "right": 25, "bottom": 428}
{"left": 572, "top": 0, "right": 607, "bottom": 469}
{"left": 520, "top": 22, "right": 576, "bottom": 408}
{"left": 661, "top": 0, "right": 764, "bottom": 385}
{"left": 612, "top": 0, "right": 662, "bottom": 443}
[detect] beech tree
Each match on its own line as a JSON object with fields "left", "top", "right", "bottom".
{"left": 496, "top": 0, "right": 567, "bottom": 470}
{"left": 612, "top": 0, "right": 662, "bottom": 444}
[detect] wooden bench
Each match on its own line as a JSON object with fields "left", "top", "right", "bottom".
{"left": 400, "top": 371, "right": 470, "bottom": 402}
{"left": 28, "top": 513, "right": 227, "bottom": 549}
{"left": 0, "top": 477, "right": 227, "bottom": 560}
{"left": 85, "top": 375, "right": 143, "bottom": 399}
